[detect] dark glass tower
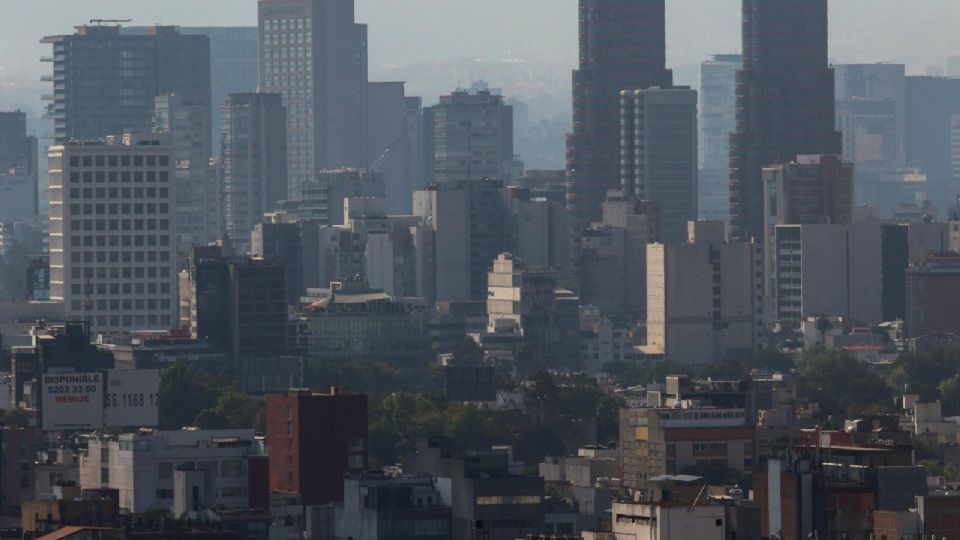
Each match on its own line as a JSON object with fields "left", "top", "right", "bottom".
{"left": 565, "top": 0, "right": 673, "bottom": 225}
{"left": 729, "top": 0, "right": 842, "bottom": 239}
{"left": 41, "top": 25, "right": 210, "bottom": 144}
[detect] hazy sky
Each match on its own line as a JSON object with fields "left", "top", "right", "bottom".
{"left": 2, "top": 0, "right": 959, "bottom": 116}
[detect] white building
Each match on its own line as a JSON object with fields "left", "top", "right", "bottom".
{"left": 48, "top": 133, "right": 178, "bottom": 334}
{"left": 644, "top": 221, "right": 762, "bottom": 364}
{"left": 79, "top": 428, "right": 258, "bottom": 514}
{"left": 584, "top": 500, "right": 726, "bottom": 540}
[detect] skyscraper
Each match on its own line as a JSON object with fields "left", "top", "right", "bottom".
{"left": 258, "top": 0, "right": 368, "bottom": 199}
{"left": 41, "top": 25, "right": 210, "bottom": 144}
{"left": 124, "top": 26, "right": 260, "bottom": 156}
{"left": 699, "top": 54, "right": 741, "bottom": 222}
{"left": 428, "top": 90, "right": 514, "bottom": 184}
{"left": 221, "top": 93, "right": 288, "bottom": 253}
{"left": 0, "top": 111, "right": 39, "bottom": 220}
{"left": 565, "top": 0, "right": 673, "bottom": 225}
{"left": 154, "top": 94, "right": 218, "bottom": 250}
{"left": 48, "top": 133, "right": 178, "bottom": 335}
{"left": 620, "top": 88, "right": 698, "bottom": 243}
{"left": 729, "top": 0, "right": 841, "bottom": 240}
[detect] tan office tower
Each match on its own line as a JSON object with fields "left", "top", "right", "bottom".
{"left": 48, "top": 133, "right": 178, "bottom": 335}
{"left": 258, "top": 0, "right": 368, "bottom": 200}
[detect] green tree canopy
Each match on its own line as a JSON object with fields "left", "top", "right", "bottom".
{"left": 794, "top": 348, "right": 892, "bottom": 420}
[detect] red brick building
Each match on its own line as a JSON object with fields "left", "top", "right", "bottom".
{"left": 265, "top": 388, "right": 367, "bottom": 505}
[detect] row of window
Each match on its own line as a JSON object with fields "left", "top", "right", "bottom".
{"left": 75, "top": 313, "right": 173, "bottom": 328}
{"left": 69, "top": 218, "right": 170, "bottom": 232}
{"left": 69, "top": 297, "right": 173, "bottom": 311}
{"left": 68, "top": 154, "right": 169, "bottom": 168}
{"left": 67, "top": 171, "right": 170, "bottom": 185}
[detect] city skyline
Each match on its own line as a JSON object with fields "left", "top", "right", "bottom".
{"left": 3, "top": 0, "right": 960, "bottom": 120}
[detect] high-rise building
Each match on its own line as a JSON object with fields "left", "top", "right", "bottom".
{"left": 565, "top": 0, "right": 673, "bottom": 225}
{"left": 773, "top": 223, "right": 908, "bottom": 324}
{"left": 905, "top": 254, "right": 960, "bottom": 339}
{"left": 413, "top": 180, "right": 514, "bottom": 303}
{"left": 0, "top": 111, "right": 39, "bottom": 220}
{"left": 700, "top": 55, "right": 742, "bottom": 172}
{"left": 259, "top": 0, "right": 368, "bottom": 199}
{"left": 182, "top": 27, "right": 260, "bottom": 156}
{"left": 762, "top": 155, "right": 854, "bottom": 299}
{"left": 367, "top": 82, "right": 423, "bottom": 214}
{"left": 221, "top": 93, "right": 288, "bottom": 253}
{"left": 41, "top": 25, "right": 210, "bottom": 144}
{"left": 834, "top": 64, "right": 906, "bottom": 165}
{"left": 297, "top": 168, "right": 385, "bottom": 226}
{"left": 266, "top": 388, "right": 368, "bottom": 506}
{"left": 729, "top": 0, "right": 841, "bottom": 240}
{"left": 428, "top": 90, "right": 513, "bottom": 184}
{"left": 699, "top": 54, "right": 741, "bottom": 222}
{"left": 906, "top": 77, "right": 960, "bottom": 206}
{"left": 620, "top": 88, "right": 698, "bottom": 243}
{"left": 578, "top": 195, "right": 660, "bottom": 319}
{"left": 124, "top": 26, "right": 260, "bottom": 156}
{"left": 952, "top": 114, "right": 960, "bottom": 188}
{"left": 644, "top": 221, "right": 762, "bottom": 364}
{"left": 154, "top": 94, "right": 218, "bottom": 250}
{"left": 48, "top": 133, "right": 178, "bottom": 335}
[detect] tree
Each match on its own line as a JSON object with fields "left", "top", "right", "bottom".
{"left": 158, "top": 362, "right": 223, "bottom": 429}
{"left": 192, "top": 388, "right": 264, "bottom": 430}
{"left": 887, "top": 343, "right": 960, "bottom": 400}
{"left": 794, "top": 348, "right": 892, "bottom": 420}
{"left": 744, "top": 350, "right": 795, "bottom": 373}
{"left": 939, "top": 376, "right": 960, "bottom": 416}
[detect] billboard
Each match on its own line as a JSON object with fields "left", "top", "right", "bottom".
{"left": 41, "top": 372, "right": 104, "bottom": 431}
{"left": 104, "top": 369, "right": 160, "bottom": 428}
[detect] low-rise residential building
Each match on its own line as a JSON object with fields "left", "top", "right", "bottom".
{"left": 405, "top": 437, "right": 545, "bottom": 540}
{"left": 337, "top": 473, "right": 451, "bottom": 540}
{"left": 619, "top": 402, "right": 754, "bottom": 489}
{"left": 1, "top": 427, "right": 40, "bottom": 513}
{"left": 79, "top": 429, "right": 262, "bottom": 514}
{"left": 298, "top": 280, "right": 430, "bottom": 384}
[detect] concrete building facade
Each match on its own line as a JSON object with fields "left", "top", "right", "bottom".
{"left": 413, "top": 180, "right": 514, "bottom": 302}
{"left": 79, "top": 429, "right": 260, "bottom": 514}
{"left": 48, "top": 133, "right": 178, "bottom": 334}
{"left": 773, "top": 223, "right": 908, "bottom": 324}
{"left": 645, "top": 221, "right": 762, "bottom": 364}
{"left": 429, "top": 90, "right": 513, "bottom": 184}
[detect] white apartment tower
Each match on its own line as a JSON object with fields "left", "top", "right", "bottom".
{"left": 645, "top": 221, "right": 763, "bottom": 364}
{"left": 48, "top": 133, "right": 178, "bottom": 334}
